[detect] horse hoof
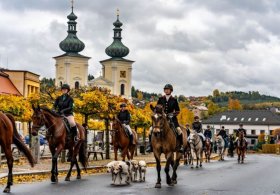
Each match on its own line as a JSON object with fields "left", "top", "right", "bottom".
{"left": 51, "top": 176, "right": 58, "bottom": 183}
{"left": 65, "top": 177, "right": 70, "bottom": 182}
{"left": 172, "top": 180, "right": 177, "bottom": 185}
{"left": 3, "top": 187, "right": 10, "bottom": 193}
{"left": 200, "top": 165, "right": 202, "bottom": 167}
{"left": 77, "top": 175, "right": 81, "bottom": 180}
{"left": 155, "top": 183, "right": 161, "bottom": 188}
{"left": 191, "top": 166, "right": 194, "bottom": 169}
{"left": 196, "top": 166, "right": 198, "bottom": 168}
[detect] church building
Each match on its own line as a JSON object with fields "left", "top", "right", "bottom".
{"left": 89, "top": 10, "right": 134, "bottom": 100}
{"left": 54, "top": 3, "right": 90, "bottom": 89}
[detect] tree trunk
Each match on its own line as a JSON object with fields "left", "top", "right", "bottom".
{"left": 84, "top": 114, "right": 89, "bottom": 156}
{"left": 105, "top": 118, "right": 110, "bottom": 159}
{"left": 61, "top": 150, "right": 66, "bottom": 163}
{"left": 28, "top": 121, "right": 32, "bottom": 148}
{"left": 135, "top": 126, "right": 138, "bottom": 156}
{"left": 31, "top": 135, "right": 40, "bottom": 164}
{"left": 143, "top": 127, "right": 146, "bottom": 155}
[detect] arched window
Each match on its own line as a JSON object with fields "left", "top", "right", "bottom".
{"left": 60, "top": 81, "right": 63, "bottom": 87}
{"left": 75, "top": 81, "right": 80, "bottom": 89}
{"left": 120, "top": 84, "right": 125, "bottom": 95}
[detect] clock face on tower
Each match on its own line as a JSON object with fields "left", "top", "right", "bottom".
{"left": 120, "top": 71, "right": 126, "bottom": 78}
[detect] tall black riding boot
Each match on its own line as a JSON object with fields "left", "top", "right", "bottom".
{"left": 71, "top": 126, "right": 78, "bottom": 142}
{"left": 178, "top": 134, "right": 184, "bottom": 153}
{"left": 129, "top": 134, "right": 134, "bottom": 145}
{"left": 146, "top": 134, "right": 153, "bottom": 153}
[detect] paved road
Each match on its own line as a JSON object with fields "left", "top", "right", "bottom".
{"left": 7, "top": 154, "right": 280, "bottom": 195}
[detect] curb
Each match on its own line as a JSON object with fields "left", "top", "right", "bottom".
{"left": 0, "top": 154, "right": 219, "bottom": 180}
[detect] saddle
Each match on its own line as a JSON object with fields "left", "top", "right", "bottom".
{"left": 62, "top": 117, "right": 71, "bottom": 134}
{"left": 122, "top": 125, "right": 137, "bottom": 145}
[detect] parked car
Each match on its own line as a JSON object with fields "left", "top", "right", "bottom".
{"left": 25, "top": 134, "right": 47, "bottom": 146}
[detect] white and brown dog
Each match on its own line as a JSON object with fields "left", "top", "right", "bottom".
{"left": 111, "top": 161, "right": 131, "bottom": 185}
{"left": 138, "top": 160, "right": 147, "bottom": 182}
{"left": 130, "top": 160, "right": 139, "bottom": 182}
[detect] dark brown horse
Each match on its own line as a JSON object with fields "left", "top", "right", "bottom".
{"left": 204, "top": 137, "right": 212, "bottom": 163}
{"left": 31, "top": 105, "right": 87, "bottom": 183}
{"left": 0, "top": 112, "right": 35, "bottom": 193}
{"left": 184, "top": 143, "right": 192, "bottom": 165}
{"left": 150, "top": 105, "right": 188, "bottom": 188}
{"left": 111, "top": 118, "right": 137, "bottom": 161}
{"left": 236, "top": 131, "right": 246, "bottom": 164}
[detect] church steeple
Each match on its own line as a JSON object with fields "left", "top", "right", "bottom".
{"left": 105, "top": 9, "right": 130, "bottom": 58}
{"left": 59, "top": 0, "right": 85, "bottom": 54}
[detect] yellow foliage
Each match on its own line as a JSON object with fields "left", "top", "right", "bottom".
{"left": 228, "top": 98, "right": 242, "bottom": 110}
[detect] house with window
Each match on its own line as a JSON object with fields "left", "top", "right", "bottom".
{"left": 202, "top": 110, "right": 280, "bottom": 147}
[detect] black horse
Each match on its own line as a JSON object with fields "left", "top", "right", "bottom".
{"left": 227, "top": 135, "right": 235, "bottom": 157}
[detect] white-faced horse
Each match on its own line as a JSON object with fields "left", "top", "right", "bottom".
{"left": 189, "top": 131, "right": 203, "bottom": 168}
{"left": 216, "top": 135, "right": 226, "bottom": 161}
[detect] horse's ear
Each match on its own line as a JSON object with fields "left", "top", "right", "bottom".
{"left": 150, "top": 104, "right": 155, "bottom": 112}
{"left": 37, "top": 104, "right": 41, "bottom": 110}
{"left": 32, "top": 104, "right": 36, "bottom": 111}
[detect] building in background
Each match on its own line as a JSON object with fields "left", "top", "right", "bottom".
{"left": 0, "top": 70, "right": 22, "bottom": 95}
{"left": 2, "top": 69, "right": 40, "bottom": 97}
{"left": 54, "top": 4, "right": 90, "bottom": 89}
{"left": 202, "top": 110, "right": 280, "bottom": 147}
{"left": 89, "top": 10, "right": 134, "bottom": 100}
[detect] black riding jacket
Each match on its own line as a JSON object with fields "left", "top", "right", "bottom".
{"left": 217, "top": 129, "right": 228, "bottom": 139}
{"left": 157, "top": 96, "right": 180, "bottom": 128}
{"left": 204, "top": 129, "right": 212, "bottom": 139}
{"left": 236, "top": 128, "right": 247, "bottom": 137}
{"left": 117, "top": 110, "right": 131, "bottom": 125}
{"left": 53, "top": 94, "right": 74, "bottom": 116}
{"left": 192, "top": 121, "right": 202, "bottom": 133}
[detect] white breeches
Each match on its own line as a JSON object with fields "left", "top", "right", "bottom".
{"left": 123, "top": 124, "right": 132, "bottom": 135}
{"left": 66, "top": 115, "right": 76, "bottom": 127}
{"left": 198, "top": 133, "right": 206, "bottom": 141}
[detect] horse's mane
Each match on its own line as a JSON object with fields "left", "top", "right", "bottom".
{"left": 40, "top": 107, "right": 62, "bottom": 118}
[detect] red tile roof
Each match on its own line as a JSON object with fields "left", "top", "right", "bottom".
{"left": 0, "top": 71, "right": 22, "bottom": 96}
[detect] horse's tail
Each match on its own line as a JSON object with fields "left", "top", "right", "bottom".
{"left": 79, "top": 139, "right": 88, "bottom": 170}
{"left": 6, "top": 114, "right": 35, "bottom": 167}
{"left": 78, "top": 127, "right": 88, "bottom": 170}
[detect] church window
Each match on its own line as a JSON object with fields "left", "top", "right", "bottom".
{"left": 75, "top": 81, "right": 80, "bottom": 89}
{"left": 120, "top": 71, "right": 126, "bottom": 78}
{"left": 120, "top": 84, "right": 125, "bottom": 95}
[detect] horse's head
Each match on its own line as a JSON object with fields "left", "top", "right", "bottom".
{"left": 150, "top": 104, "right": 166, "bottom": 136}
{"left": 189, "top": 130, "right": 199, "bottom": 144}
{"left": 31, "top": 104, "right": 45, "bottom": 136}
{"left": 239, "top": 131, "right": 244, "bottom": 139}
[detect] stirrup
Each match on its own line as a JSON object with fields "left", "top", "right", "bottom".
{"left": 74, "top": 136, "right": 79, "bottom": 143}
{"left": 178, "top": 146, "right": 184, "bottom": 153}
{"left": 146, "top": 145, "right": 153, "bottom": 153}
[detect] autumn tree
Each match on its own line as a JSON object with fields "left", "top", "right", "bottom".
{"left": 213, "top": 89, "right": 220, "bottom": 97}
{"left": 228, "top": 98, "right": 242, "bottom": 110}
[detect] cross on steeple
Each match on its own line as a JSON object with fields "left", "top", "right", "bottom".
{"left": 116, "top": 8, "right": 119, "bottom": 18}
{"left": 71, "top": 0, "right": 74, "bottom": 12}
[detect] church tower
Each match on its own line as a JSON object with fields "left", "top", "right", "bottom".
{"left": 89, "top": 10, "right": 134, "bottom": 99}
{"left": 54, "top": 2, "right": 90, "bottom": 89}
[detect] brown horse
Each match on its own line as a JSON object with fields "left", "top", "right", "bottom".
{"left": 31, "top": 105, "right": 87, "bottom": 183}
{"left": 184, "top": 143, "right": 192, "bottom": 165}
{"left": 111, "top": 118, "right": 137, "bottom": 161}
{"left": 236, "top": 131, "right": 246, "bottom": 164}
{"left": 150, "top": 105, "right": 188, "bottom": 188}
{"left": 0, "top": 112, "right": 35, "bottom": 193}
{"left": 204, "top": 137, "right": 212, "bottom": 163}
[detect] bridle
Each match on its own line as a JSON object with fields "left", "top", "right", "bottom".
{"left": 189, "top": 133, "right": 201, "bottom": 148}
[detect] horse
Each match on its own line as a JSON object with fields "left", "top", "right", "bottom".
{"left": 183, "top": 143, "right": 192, "bottom": 165}
{"left": 0, "top": 112, "right": 35, "bottom": 193}
{"left": 227, "top": 135, "right": 235, "bottom": 158}
{"left": 189, "top": 131, "right": 203, "bottom": 168}
{"left": 204, "top": 137, "right": 212, "bottom": 163}
{"left": 236, "top": 131, "right": 246, "bottom": 164}
{"left": 111, "top": 118, "right": 137, "bottom": 161}
{"left": 150, "top": 104, "right": 188, "bottom": 188}
{"left": 31, "top": 105, "right": 87, "bottom": 183}
{"left": 216, "top": 135, "right": 226, "bottom": 161}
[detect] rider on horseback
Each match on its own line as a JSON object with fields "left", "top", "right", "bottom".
{"left": 191, "top": 116, "right": 206, "bottom": 148}
{"left": 117, "top": 103, "right": 134, "bottom": 145}
{"left": 53, "top": 84, "right": 78, "bottom": 142}
{"left": 186, "top": 123, "right": 191, "bottom": 137}
{"left": 204, "top": 125, "right": 213, "bottom": 146}
{"left": 217, "top": 126, "right": 228, "bottom": 148}
{"left": 235, "top": 123, "right": 247, "bottom": 147}
{"left": 146, "top": 84, "right": 184, "bottom": 153}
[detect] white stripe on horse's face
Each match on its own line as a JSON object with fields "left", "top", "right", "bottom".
{"left": 154, "top": 114, "right": 158, "bottom": 119}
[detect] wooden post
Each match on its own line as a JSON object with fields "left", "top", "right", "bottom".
{"left": 31, "top": 134, "right": 40, "bottom": 164}
{"left": 105, "top": 118, "right": 110, "bottom": 159}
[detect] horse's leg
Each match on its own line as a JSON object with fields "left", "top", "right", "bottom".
{"left": 171, "top": 153, "right": 181, "bottom": 184}
{"left": 165, "top": 153, "right": 173, "bottom": 186}
{"left": 52, "top": 144, "right": 64, "bottom": 182}
{"left": 196, "top": 151, "right": 199, "bottom": 168}
{"left": 3, "top": 145, "right": 13, "bottom": 193}
{"left": 122, "top": 147, "right": 128, "bottom": 161}
{"left": 200, "top": 150, "right": 203, "bottom": 167}
{"left": 114, "top": 146, "right": 118, "bottom": 161}
{"left": 154, "top": 154, "right": 161, "bottom": 188}
{"left": 65, "top": 157, "right": 75, "bottom": 181}
{"left": 49, "top": 146, "right": 57, "bottom": 183}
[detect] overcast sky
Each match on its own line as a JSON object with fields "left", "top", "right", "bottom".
{"left": 0, "top": 0, "right": 280, "bottom": 97}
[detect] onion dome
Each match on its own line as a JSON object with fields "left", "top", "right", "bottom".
{"left": 105, "top": 9, "right": 129, "bottom": 58}
{"left": 59, "top": 4, "right": 85, "bottom": 54}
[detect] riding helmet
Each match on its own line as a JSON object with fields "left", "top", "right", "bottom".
{"left": 61, "top": 84, "right": 70, "bottom": 91}
{"left": 120, "top": 103, "right": 127, "bottom": 108}
{"left": 164, "top": 84, "right": 173, "bottom": 92}
{"left": 194, "top": 116, "right": 199, "bottom": 120}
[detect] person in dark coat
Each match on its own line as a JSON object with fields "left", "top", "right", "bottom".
{"left": 191, "top": 116, "right": 206, "bottom": 147}
{"left": 204, "top": 125, "right": 212, "bottom": 140}
{"left": 117, "top": 103, "right": 134, "bottom": 144}
{"left": 53, "top": 84, "right": 78, "bottom": 142}
{"left": 186, "top": 123, "right": 191, "bottom": 137}
{"left": 146, "top": 84, "right": 184, "bottom": 153}
{"left": 235, "top": 123, "right": 247, "bottom": 147}
{"left": 217, "top": 126, "right": 228, "bottom": 147}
